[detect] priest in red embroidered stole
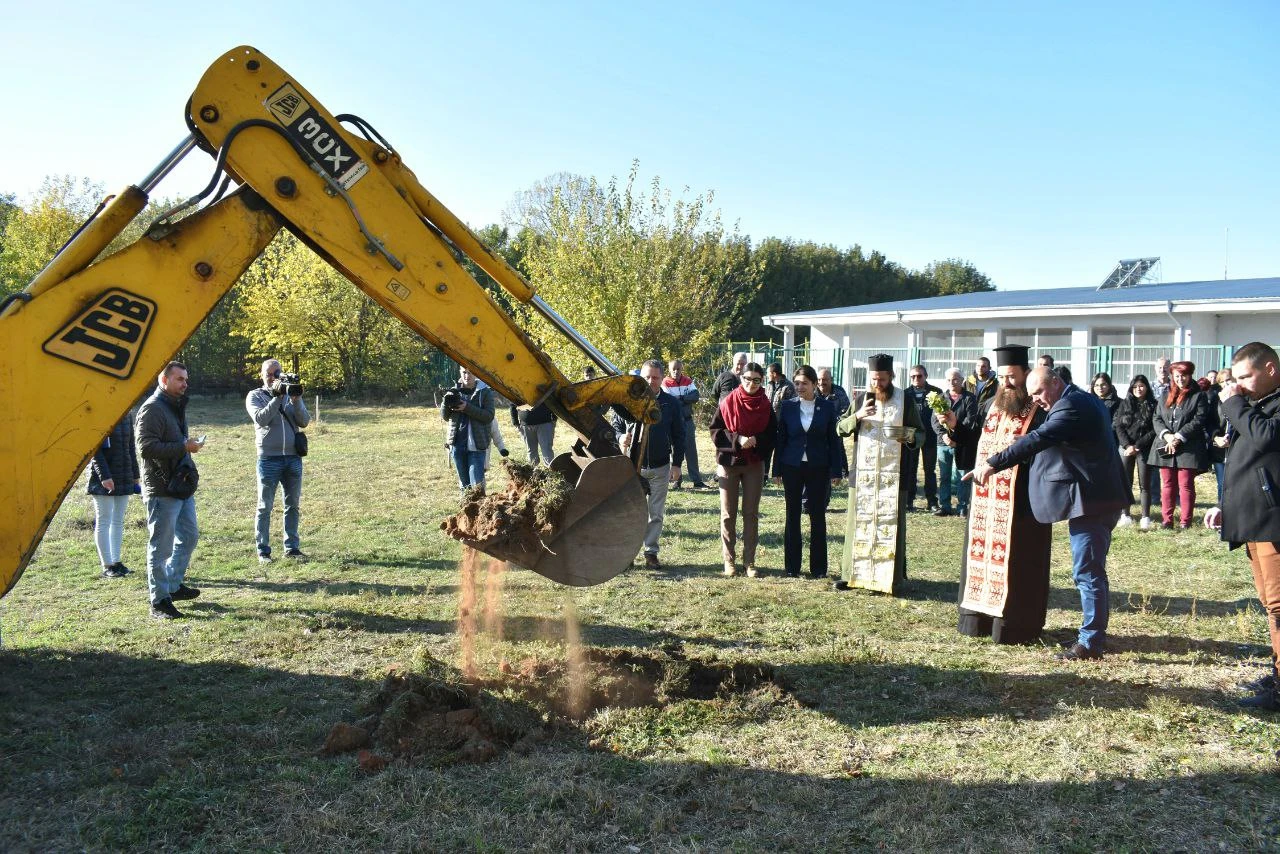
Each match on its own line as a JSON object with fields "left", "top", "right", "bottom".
{"left": 835, "top": 354, "right": 924, "bottom": 595}
{"left": 958, "top": 345, "right": 1053, "bottom": 643}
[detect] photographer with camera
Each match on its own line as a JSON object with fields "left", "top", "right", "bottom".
{"left": 247, "top": 359, "right": 311, "bottom": 563}
{"left": 441, "top": 365, "right": 496, "bottom": 492}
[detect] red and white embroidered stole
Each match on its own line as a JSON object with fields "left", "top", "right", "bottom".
{"left": 960, "top": 407, "right": 1034, "bottom": 617}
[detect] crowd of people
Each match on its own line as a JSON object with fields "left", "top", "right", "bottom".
{"left": 86, "top": 341, "right": 1280, "bottom": 711}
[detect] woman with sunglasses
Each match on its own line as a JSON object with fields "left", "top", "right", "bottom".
{"left": 772, "top": 365, "right": 843, "bottom": 577}
{"left": 710, "top": 362, "right": 777, "bottom": 577}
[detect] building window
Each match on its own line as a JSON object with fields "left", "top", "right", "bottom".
{"left": 1093, "top": 327, "right": 1173, "bottom": 388}
{"left": 1003, "top": 328, "right": 1072, "bottom": 369}
{"left": 918, "top": 329, "right": 983, "bottom": 380}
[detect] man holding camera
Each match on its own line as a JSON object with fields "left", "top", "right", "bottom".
{"left": 247, "top": 359, "right": 311, "bottom": 564}
{"left": 442, "top": 365, "right": 496, "bottom": 491}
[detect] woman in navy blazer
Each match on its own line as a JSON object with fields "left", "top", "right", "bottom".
{"left": 772, "top": 365, "right": 844, "bottom": 577}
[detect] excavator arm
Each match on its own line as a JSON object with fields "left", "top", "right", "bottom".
{"left": 0, "top": 45, "right": 658, "bottom": 597}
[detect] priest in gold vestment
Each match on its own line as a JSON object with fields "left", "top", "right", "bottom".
{"left": 835, "top": 354, "right": 923, "bottom": 594}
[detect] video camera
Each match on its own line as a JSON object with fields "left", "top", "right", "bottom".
{"left": 439, "top": 388, "right": 463, "bottom": 410}
{"left": 271, "top": 372, "right": 303, "bottom": 398}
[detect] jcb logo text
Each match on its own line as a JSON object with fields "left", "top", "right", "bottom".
{"left": 43, "top": 289, "right": 157, "bottom": 379}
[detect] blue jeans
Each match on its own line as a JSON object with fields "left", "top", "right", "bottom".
{"left": 1068, "top": 512, "right": 1115, "bottom": 650}
{"left": 1214, "top": 461, "right": 1225, "bottom": 506}
{"left": 937, "top": 446, "right": 971, "bottom": 512}
{"left": 146, "top": 496, "right": 199, "bottom": 604}
{"left": 257, "top": 454, "right": 303, "bottom": 556}
{"left": 452, "top": 445, "right": 486, "bottom": 490}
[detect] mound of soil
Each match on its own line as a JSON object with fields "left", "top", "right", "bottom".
{"left": 441, "top": 460, "right": 573, "bottom": 558}
{"left": 493, "top": 646, "right": 780, "bottom": 717}
{"left": 320, "top": 655, "right": 547, "bottom": 769}
{"left": 321, "top": 647, "right": 786, "bottom": 770}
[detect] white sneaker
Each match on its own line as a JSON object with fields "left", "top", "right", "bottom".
{"left": 1116, "top": 514, "right": 1134, "bottom": 528}
{"left": 1139, "top": 516, "right": 1152, "bottom": 531}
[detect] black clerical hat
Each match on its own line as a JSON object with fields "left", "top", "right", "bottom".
{"left": 867, "top": 353, "right": 893, "bottom": 372}
{"left": 993, "top": 345, "right": 1029, "bottom": 368}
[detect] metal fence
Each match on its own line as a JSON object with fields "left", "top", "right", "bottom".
{"left": 1089, "top": 345, "right": 1233, "bottom": 387}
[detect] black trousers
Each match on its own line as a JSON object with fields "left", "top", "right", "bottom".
{"left": 1121, "top": 451, "right": 1152, "bottom": 517}
{"left": 904, "top": 440, "right": 938, "bottom": 505}
{"left": 781, "top": 463, "right": 830, "bottom": 576}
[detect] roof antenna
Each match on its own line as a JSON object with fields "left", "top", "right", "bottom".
{"left": 1224, "top": 227, "right": 1229, "bottom": 280}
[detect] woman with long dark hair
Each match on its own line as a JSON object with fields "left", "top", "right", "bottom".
{"left": 1091, "top": 372, "right": 1120, "bottom": 424}
{"left": 711, "top": 362, "right": 777, "bottom": 577}
{"left": 772, "top": 365, "right": 843, "bottom": 578}
{"left": 1113, "top": 374, "right": 1157, "bottom": 529}
{"left": 1148, "top": 361, "right": 1212, "bottom": 529}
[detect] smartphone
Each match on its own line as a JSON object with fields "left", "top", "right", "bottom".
{"left": 196, "top": 434, "right": 207, "bottom": 445}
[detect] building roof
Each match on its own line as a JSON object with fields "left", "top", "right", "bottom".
{"left": 763, "top": 276, "right": 1280, "bottom": 324}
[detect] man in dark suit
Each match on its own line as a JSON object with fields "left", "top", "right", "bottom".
{"left": 969, "top": 366, "right": 1130, "bottom": 660}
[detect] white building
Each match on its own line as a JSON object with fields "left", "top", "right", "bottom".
{"left": 762, "top": 276, "right": 1280, "bottom": 391}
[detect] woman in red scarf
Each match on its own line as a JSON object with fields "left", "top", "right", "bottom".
{"left": 710, "top": 362, "right": 777, "bottom": 577}
{"left": 1148, "top": 360, "right": 1212, "bottom": 528}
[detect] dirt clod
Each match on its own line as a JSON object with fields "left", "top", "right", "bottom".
{"left": 319, "top": 722, "right": 370, "bottom": 755}
{"left": 356, "top": 749, "right": 388, "bottom": 773}
{"left": 441, "top": 460, "right": 573, "bottom": 557}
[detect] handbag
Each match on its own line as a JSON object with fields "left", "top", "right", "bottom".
{"left": 166, "top": 458, "right": 200, "bottom": 499}
{"left": 284, "top": 409, "right": 308, "bottom": 457}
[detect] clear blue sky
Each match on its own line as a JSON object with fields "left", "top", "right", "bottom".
{"left": 2, "top": 0, "right": 1275, "bottom": 292}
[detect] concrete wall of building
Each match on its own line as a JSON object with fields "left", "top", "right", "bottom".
{"left": 1219, "top": 314, "right": 1280, "bottom": 348}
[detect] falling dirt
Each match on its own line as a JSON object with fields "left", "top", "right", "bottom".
{"left": 481, "top": 557, "right": 506, "bottom": 641}
{"left": 563, "top": 595, "right": 587, "bottom": 719}
{"left": 321, "top": 646, "right": 787, "bottom": 770}
{"left": 440, "top": 460, "right": 572, "bottom": 559}
{"left": 457, "top": 548, "right": 479, "bottom": 680}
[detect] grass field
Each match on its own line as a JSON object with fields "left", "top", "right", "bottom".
{"left": 2, "top": 398, "right": 1277, "bottom": 852}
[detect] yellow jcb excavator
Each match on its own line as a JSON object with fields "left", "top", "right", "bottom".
{"left": 0, "top": 45, "right": 659, "bottom": 598}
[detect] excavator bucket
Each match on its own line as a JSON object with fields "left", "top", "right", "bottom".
{"left": 460, "top": 453, "right": 647, "bottom": 587}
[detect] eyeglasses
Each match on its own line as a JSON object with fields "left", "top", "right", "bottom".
{"left": 741, "top": 375, "right": 763, "bottom": 383}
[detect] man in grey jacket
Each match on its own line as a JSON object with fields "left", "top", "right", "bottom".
{"left": 136, "top": 361, "right": 204, "bottom": 619}
{"left": 246, "top": 359, "right": 311, "bottom": 563}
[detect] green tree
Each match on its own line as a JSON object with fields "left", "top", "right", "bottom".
{"left": 513, "top": 163, "right": 760, "bottom": 372}
{"left": 922, "top": 258, "right": 995, "bottom": 295}
{"left": 0, "top": 176, "right": 103, "bottom": 296}
{"left": 731, "top": 239, "right": 936, "bottom": 341}
{"left": 234, "top": 231, "right": 430, "bottom": 396}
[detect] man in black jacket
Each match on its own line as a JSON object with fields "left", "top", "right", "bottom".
{"left": 1207, "top": 341, "right": 1280, "bottom": 711}
{"left": 970, "top": 366, "right": 1130, "bottom": 660}
{"left": 136, "top": 361, "right": 205, "bottom": 619}
{"left": 614, "top": 360, "right": 685, "bottom": 568}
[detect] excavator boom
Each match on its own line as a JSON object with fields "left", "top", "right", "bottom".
{"left": 0, "top": 46, "right": 657, "bottom": 597}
